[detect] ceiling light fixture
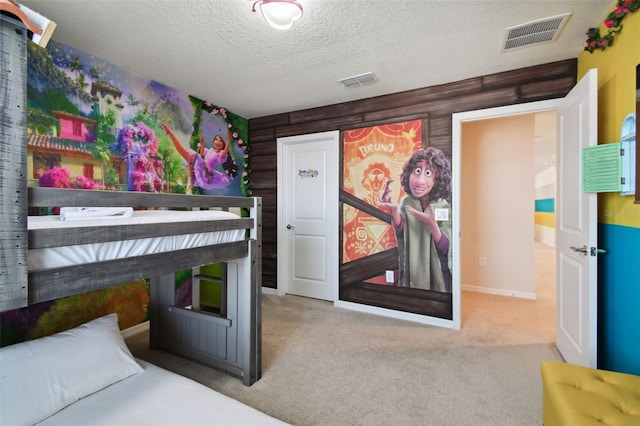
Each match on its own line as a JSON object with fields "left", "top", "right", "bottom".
{"left": 252, "top": 0, "right": 303, "bottom": 31}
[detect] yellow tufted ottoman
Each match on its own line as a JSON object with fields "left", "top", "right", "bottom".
{"left": 541, "top": 361, "right": 640, "bottom": 425}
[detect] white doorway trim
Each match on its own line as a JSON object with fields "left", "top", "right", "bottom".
{"left": 452, "top": 99, "right": 560, "bottom": 331}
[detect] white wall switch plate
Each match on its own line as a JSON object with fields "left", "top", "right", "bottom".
{"left": 385, "top": 270, "right": 394, "bottom": 283}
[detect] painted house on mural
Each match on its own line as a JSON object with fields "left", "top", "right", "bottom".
{"left": 26, "top": 80, "right": 127, "bottom": 189}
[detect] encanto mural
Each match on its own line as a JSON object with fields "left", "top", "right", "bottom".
{"left": 0, "top": 40, "right": 249, "bottom": 346}
{"left": 25, "top": 40, "right": 248, "bottom": 197}
{"left": 341, "top": 120, "right": 453, "bottom": 319}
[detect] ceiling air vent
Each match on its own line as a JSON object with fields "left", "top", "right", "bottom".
{"left": 338, "top": 72, "right": 378, "bottom": 88}
{"left": 502, "top": 13, "right": 571, "bottom": 52}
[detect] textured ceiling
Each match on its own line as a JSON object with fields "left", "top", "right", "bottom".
{"left": 19, "top": 0, "right": 613, "bottom": 119}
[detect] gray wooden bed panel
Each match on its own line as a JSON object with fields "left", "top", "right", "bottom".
{"left": 25, "top": 187, "right": 264, "bottom": 386}
{"left": 1, "top": 14, "right": 29, "bottom": 313}
{"left": 0, "top": 16, "right": 262, "bottom": 385}
{"left": 150, "top": 240, "right": 262, "bottom": 384}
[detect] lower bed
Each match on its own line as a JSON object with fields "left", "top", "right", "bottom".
{"left": 38, "top": 359, "right": 286, "bottom": 426}
{"left": 0, "top": 313, "right": 285, "bottom": 426}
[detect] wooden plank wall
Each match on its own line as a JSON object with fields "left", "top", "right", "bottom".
{"left": 248, "top": 59, "right": 577, "bottom": 290}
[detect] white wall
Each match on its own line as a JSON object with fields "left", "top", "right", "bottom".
{"left": 460, "top": 115, "right": 536, "bottom": 298}
{"left": 534, "top": 111, "right": 557, "bottom": 247}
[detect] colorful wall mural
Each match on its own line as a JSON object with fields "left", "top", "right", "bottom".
{"left": 25, "top": 39, "right": 249, "bottom": 196}
{"left": 340, "top": 120, "right": 454, "bottom": 319}
{"left": 578, "top": 7, "right": 640, "bottom": 375}
{"left": 0, "top": 39, "right": 249, "bottom": 346}
{"left": 342, "top": 121, "right": 421, "bottom": 263}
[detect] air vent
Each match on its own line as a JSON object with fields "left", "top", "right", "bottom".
{"left": 502, "top": 13, "right": 571, "bottom": 52}
{"left": 338, "top": 72, "right": 378, "bottom": 88}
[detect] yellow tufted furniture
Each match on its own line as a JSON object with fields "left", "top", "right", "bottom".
{"left": 541, "top": 361, "right": 640, "bottom": 425}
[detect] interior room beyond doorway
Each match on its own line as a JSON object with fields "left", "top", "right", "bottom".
{"left": 460, "top": 111, "right": 557, "bottom": 342}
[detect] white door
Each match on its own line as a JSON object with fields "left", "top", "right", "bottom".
{"left": 277, "top": 131, "right": 339, "bottom": 302}
{"left": 556, "top": 69, "right": 599, "bottom": 368}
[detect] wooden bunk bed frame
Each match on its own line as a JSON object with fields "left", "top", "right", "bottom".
{"left": 0, "top": 14, "right": 262, "bottom": 386}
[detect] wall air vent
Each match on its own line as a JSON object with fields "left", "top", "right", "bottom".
{"left": 338, "top": 72, "right": 378, "bottom": 88}
{"left": 502, "top": 13, "right": 571, "bottom": 52}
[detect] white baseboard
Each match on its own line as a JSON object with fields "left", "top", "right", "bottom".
{"left": 535, "top": 225, "right": 555, "bottom": 247}
{"left": 121, "top": 320, "right": 149, "bottom": 338}
{"left": 261, "top": 287, "right": 279, "bottom": 296}
{"left": 334, "top": 300, "right": 457, "bottom": 329}
{"left": 462, "top": 284, "right": 536, "bottom": 300}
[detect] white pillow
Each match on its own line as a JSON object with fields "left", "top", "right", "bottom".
{"left": 0, "top": 313, "right": 143, "bottom": 426}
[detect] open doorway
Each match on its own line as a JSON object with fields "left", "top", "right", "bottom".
{"left": 458, "top": 111, "right": 557, "bottom": 345}
{"left": 454, "top": 71, "right": 599, "bottom": 366}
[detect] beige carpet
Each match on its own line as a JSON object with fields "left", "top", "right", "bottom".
{"left": 128, "top": 253, "right": 562, "bottom": 426}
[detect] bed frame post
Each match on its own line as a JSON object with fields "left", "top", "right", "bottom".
{"left": 250, "top": 197, "right": 263, "bottom": 382}
{"left": 247, "top": 238, "right": 262, "bottom": 384}
{"left": 148, "top": 275, "right": 169, "bottom": 350}
{"left": 0, "top": 15, "right": 29, "bottom": 312}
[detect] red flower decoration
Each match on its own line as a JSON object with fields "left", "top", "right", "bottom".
{"left": 585, "top": 0, "right": 640, "bottom": 52}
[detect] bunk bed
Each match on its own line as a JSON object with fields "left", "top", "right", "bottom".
{"left": 0, "top": 8, "right": 262, "bottom": 387}
{"left": 0, "top": 10, "right": 286, "bottom": 426}
{"left": 1, "top": 185, "right": 264, "bottom": 384}
{"left": 24, "top": 186, "right": 264, "bottom": 387}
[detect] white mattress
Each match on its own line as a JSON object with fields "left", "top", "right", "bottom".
{"left": 28, "top": 210, "right": 246, "bottom": 270}
{"left": 36, "top": 359, "right": 288, "bottom": 426}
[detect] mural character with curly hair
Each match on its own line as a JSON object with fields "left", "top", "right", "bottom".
{"left": 379, "top": 147, "right": 452, "bottom": 292}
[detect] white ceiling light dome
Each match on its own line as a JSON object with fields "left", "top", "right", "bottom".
{"left": 252, "top": 0, "right": 303, "bottom": 31}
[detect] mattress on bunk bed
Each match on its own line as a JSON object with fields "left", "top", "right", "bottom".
{"left": 27, "top": 210, "right": 246, "bottom": 270}
{"left": 36, "top": 358, "right": 287, "bottom": 426}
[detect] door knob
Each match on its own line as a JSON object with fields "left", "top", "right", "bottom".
{"left": 570, "top": 245, "right": 607, "bottom": 256}
{"left": 286, "top": 224, "right": 295, "bottom": 230}
{"left": 569, "top": 245, "right": 588, "bottom": 256}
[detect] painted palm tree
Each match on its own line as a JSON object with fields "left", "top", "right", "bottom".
{"left": 89, "top": 66, "right": 101, "bottom": 81}
{"left": 69, "top": 55, "right": 84, "bottom": 109}
{"left": 76, "top": 73, "right": 88, "bottom": 112}
{"left": 127, "top": 93, "right": 140, "bottom": 107}
{"left": 91, "top": 110, "right": 117, "bottom": 188}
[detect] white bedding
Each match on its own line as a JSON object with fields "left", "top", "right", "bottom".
{"left": 36, "top": 359, "right": 288, "bottom": 426}
{"left": 28, "top": 210, "right": 246, "bottom": 270}
{"left": 1, "top": 314, "right": 281, "bottom": 426}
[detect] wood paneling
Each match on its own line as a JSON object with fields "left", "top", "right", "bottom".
{"left": 248, "top": 170, "right": 277, "bottom": 188}
{"left": 249, "top": 59, "right": 578, "bottom": 292}
{"left": 248, "top": 155, "right": 277, "bottom": 171}
{"left": 430, "top": 116, "right": 452, "bottom": 137}
{"left": 481, "top": 60, "right": 576, "bottom": 89}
